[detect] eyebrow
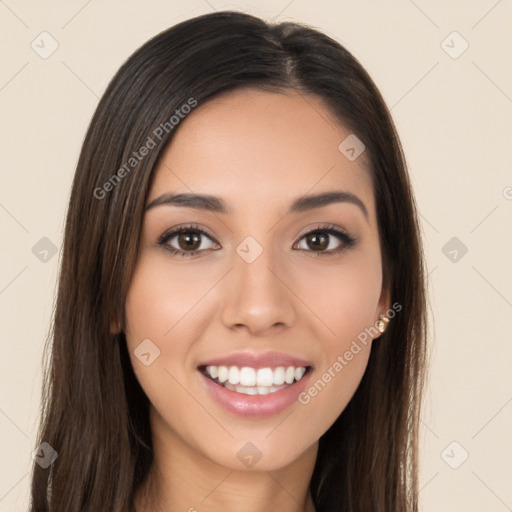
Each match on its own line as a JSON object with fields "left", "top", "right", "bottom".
{"left": 145, "top": 190, "right": 368, "bottom": 219}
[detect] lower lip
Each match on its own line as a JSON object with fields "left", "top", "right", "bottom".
{"left": 198, "top": 370, "right": 311, "bottom": 418}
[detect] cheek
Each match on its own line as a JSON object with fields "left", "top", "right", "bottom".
{"left": 123, "top": 257, "right": 209, "bottom": 439}
{"left": 123, "top": 256, "right": 194, "bottom": 395}
{"left": 123, "top": 252, "right": 224, "bottom": 396}
{"left": 292, "top": 254, "right": 381, "bottom": 424}
{"left": 124, "top": 252, "right": 210, "bottom": 345}
{"left": 298, "top": 251, "right": 383, "bottom": 344}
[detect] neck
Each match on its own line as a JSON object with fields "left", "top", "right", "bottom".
{"left": 135, "top": 406, "right": 317, "bottom": 512}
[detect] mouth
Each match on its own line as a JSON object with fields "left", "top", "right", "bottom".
{"left": 198, "top": 364, "right": 313, "bottom": 396}
{"left": 196, "top": 351, "right": 314, "bottom": 417}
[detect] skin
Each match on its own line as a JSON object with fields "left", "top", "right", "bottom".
{"left": 120, "top": 87, "right": 390, "bottom": 512}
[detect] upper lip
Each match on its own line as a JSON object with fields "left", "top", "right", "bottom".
{"left": 197, "top": 351, "right": 312, "bottom": 370}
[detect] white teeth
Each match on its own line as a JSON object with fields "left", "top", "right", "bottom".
{"left": 257, "top": 368, "right": 274, "bottom": 387}
{"left": 224, "top": 381, "right": 236, "bottom": 391}
{"left": 228, "top": 366, "right": 240, "bottom": 385}
{"left": 239, "top": 367, "right": 256, "bottom": 387}
{"left": 294, "top": 367, "right": 306, "bottom": 381}
{"left": 236, "top": 384, "right": 283, "bottom": 395}
{"left": 274, "top": 367, "right": 286, "bottom": 385}
{"left": 217, "top": 366, "right": 228, "bottom": 383}
{"left": 207, "top": 365, "right": 218, "bottom": 379}
{"left": 236, "top": 385, "right": 257, "bottom": 395}
{"left": 203, "top": 364, "right": 309, "bottom": 390}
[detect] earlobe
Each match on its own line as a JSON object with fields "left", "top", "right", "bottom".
{"left": 375, "top": 283, "right": 391, "bottom": 336}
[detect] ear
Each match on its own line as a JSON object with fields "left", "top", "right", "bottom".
{"left": 377, "top": 282, "right": 391, "bottom": 318}
{"left": 374, "top": 281, "right": 392, "bottom": 339}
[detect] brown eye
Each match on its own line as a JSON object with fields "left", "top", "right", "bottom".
{"left": 304, "top": 232, "right": 329, "bottom": 252}
{"left": 176, "top": 231, "right": 202, "bottom": 251}
{"left": 158, "top": 224, "right": 219, "bottom": 257}
{"left": 294, "top": 225, "right": 357, "bottom": 257}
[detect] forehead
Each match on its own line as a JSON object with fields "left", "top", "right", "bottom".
{"left": 148, "top": 87, "right": 374, "bottom": 218}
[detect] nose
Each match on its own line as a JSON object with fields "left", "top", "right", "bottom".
{"left": 220, "top": 244, "right": 297, "bottom": 336}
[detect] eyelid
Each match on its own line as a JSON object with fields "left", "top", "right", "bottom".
{"left": 157, "top": 222, "right": 217, "bottom": 244}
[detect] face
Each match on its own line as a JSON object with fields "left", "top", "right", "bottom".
{"left": 123, "top": 87, "right": 389, "bottom": 472}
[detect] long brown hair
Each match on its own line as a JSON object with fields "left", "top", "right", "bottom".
{"left": 30, "top": 11, "right": 428, "bottom": 511}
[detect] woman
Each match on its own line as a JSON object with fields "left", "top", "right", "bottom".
{"left": 30, "top": 10, "right": 428, "bottom": 512}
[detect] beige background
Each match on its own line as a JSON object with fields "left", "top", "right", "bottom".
{"left": 1, "top": 1, "right": 511, "bottom": 510}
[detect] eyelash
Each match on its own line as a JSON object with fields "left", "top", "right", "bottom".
{"left": 157, "top": 223, "right": 357, "bottom": 258}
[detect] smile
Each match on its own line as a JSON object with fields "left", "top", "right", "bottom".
{"left": 200, "top": 365, "right": 309, "bottom": 395}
